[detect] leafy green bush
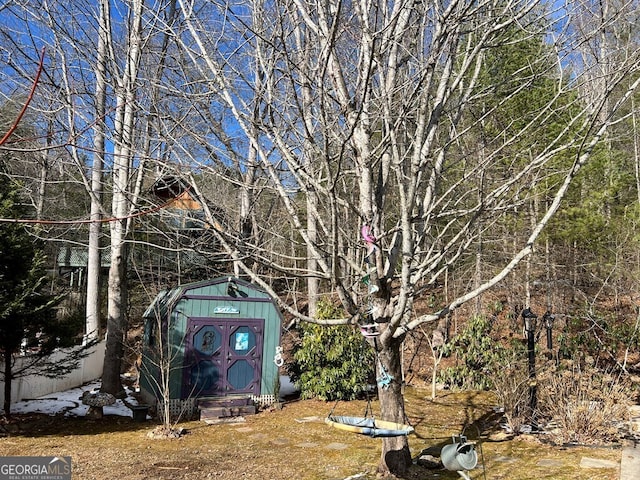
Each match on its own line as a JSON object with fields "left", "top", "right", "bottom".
{"left": 287, "top": 300, "right": 375, "bottom": 401}
{"left": 438, "top": 315, "right": 508, "bottom": 390}
{"left": 557, "top": 309, "right": 640, "bottom": 364}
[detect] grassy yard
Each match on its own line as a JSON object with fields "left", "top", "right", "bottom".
{"left": 0, "top": 387, "right": 622, "bottom": 479}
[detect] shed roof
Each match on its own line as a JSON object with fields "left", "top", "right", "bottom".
{"left": 143, "top": 277, "right": 277, "bottom": 321}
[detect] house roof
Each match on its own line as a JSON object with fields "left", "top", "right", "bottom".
{"left": 151, "top": 175, "right": 193, "bottom": 201}
{"left": 57, "top": 247, "right": 111, "bottom": 268}
{"left": 148, "top": 175, "right": 227, "bottom": 232}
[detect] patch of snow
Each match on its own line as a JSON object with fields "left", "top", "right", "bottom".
{"left": 279, "top": 375, "right": 298, "bottom": 397}
{"left": 10, "top": 380, "right": 140, "bottom": 418}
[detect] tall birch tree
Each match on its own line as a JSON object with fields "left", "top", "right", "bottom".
{"left": 101, "top": 0, "right": 146, "bottom": 396}
{"left": 0, "top": 0, "right": 167, "bottom": 395}
{"left": 85, "top": 0, "right": 110, "bottom": 342}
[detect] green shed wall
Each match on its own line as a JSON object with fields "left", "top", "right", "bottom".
{"left": 141, "top": 277, "right": 282, "bottom": 402}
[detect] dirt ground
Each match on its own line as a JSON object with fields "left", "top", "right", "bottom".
{"left": 0, "top": 387, "right": 623, "bottom": 480}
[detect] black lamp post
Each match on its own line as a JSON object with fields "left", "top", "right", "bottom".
{"left": 543, "top": 311, "right": 555, "bottom": 356}
{"left": 521, "top": 307, "right": 538, "bottom": 428}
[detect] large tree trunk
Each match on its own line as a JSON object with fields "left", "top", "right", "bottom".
{"left": 101, "top": 241, "right": 128, "bottom": 396}
{"left": 375, "top": 337, "right": 411, "bottom": 476}
{"left": 85, "top": 170, "right": 103, "bottom": 341}
{"left": 101, "top": 0, "right": 143, "bottom": 396}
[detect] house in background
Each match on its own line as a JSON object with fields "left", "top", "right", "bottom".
{"left": 139, "top": 276, "right": 283, "bottom": 420}
{"left": 56, "top": 175, "right": 225, "bottom": 289}
{"left": 135, "top": 175, "right": 227, "bottom": 284}
{"left": 56, "top": 247, "right": 111, "bottom": 289}
{"left": 149, "top": 175, "right": 224, "bottom": 233}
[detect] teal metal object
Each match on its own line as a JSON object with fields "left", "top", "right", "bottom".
{"left": 441, "top": 435, "right": 478, "bottom": 473}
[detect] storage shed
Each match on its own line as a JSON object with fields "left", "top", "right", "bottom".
{"left": 139, "top": 277, "right": 283, "bottom": 414}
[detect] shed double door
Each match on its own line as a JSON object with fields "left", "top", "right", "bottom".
{"left": 183, "top": 318, "right": 264, "bottom": 397}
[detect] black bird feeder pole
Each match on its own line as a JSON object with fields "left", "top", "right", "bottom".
{"left": 543, "top": 311, "right": 555, "bottom": 357}
{"left": 522, "top": 307, "right": 538, "bottom": 429}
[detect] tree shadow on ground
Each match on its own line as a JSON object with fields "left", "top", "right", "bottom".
{"left": 0, "top": 412, "right": 152, "bottom": 437}
{"left": 400, "top": 390, "right": 508, "bottom": 479}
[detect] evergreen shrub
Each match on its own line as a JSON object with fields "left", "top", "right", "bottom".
{"left": 287, "top": 299, "right": 374, "bottom": 401}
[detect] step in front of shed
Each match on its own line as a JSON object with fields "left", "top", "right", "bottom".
{"left": 198, "top": 396, "right": 257, "bottom": 423}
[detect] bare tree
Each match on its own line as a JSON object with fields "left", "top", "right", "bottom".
{"left": 166, "top": 0, "right": 640, "bottom": 474}
{"left": 101, "top": 0, "right": 146, "bottom": 396}
{"left": 0, "top": 0, "right": 179, "bottom": 395}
